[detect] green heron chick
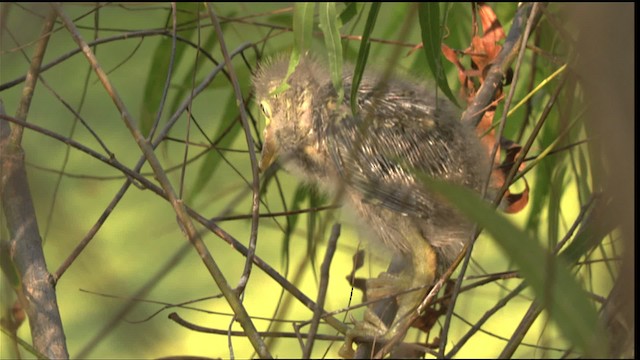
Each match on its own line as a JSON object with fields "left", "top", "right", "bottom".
{"left": 253, "top": 55, "right": 490, "bottom": 356}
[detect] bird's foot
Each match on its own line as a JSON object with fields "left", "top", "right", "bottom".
{"left": 339, "top": 272, "right": 420, "bottom": 358}
{"left": 339, "top": 308, "right": 389, "bottom": 358}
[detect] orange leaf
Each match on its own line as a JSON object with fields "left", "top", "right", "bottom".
{"left": 478, "top": 3, "right": 505, "bottom": 42}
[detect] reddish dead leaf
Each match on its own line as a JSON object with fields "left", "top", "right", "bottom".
{"left": 470, "top": 35, "right": 493, "bottom": 75}
{"left": 411, "top": 280, "right": 454, "bottom": 334}
{"left": 438, "top": 3, "right": 528, "bottom": 213}
{"left": 474, "top": 95, "right": 504, "bottom": 175}
{"left": 411, "top": 306, "right": 445, "bottom": 334}
{"left": 496, "top": 138, "right": 530, "bottom": 213}
{"left": 477, "top": 2, "right": 505, "bottom": 60}
{"left": 442, "top": 44, "right": 477, "bottom": 101}
{"left": 441, "top": 44, "right": 464, "bottom": 81}
{"left": 441, "top": 3, "right": 506, "bottom": 103}
{"left": 503, "top": 183, "right": 530, "bottom": 213}
{"left": 500, "top": 138, "right": 527, "bottom": 172}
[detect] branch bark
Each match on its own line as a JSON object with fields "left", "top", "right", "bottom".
{"left": 0, "top": 11, "right": 69, "bottom": 358}
{"left": 460, "top": 2, "right": 545, "bottom": 128}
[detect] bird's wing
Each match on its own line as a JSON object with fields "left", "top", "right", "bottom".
{"left": 326, "top": 83, "right": 474, "bottom": 218}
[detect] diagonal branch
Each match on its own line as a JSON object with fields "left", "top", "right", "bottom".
{"left": 460, "top": 2, "right": 545, "bottom": 128}
{"left": 51, "top": 3, "right": 271, "bottom": 358}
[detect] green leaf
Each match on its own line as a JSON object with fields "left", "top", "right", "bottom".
{"left": 306, "top": 188, "right": 328, "bottom": 277}
{"left": 526, "top": 117, "right": 556, "bottom": 234}
{"left": 140, "top": 2, "right": 200, "bottom": 136}
{"left": 281, "top": 184, "right": 312, "bottom": 268}
{"left": 188, "top": 95, "right": 242, "bottom": 202}
{"left": 417, "top": 3, "right": 459, "bottom": 107}
{"left": 273, "top": 3, "right": 315, "bottom": 95}
{"left": 350, "top": 3, "right": 380, "bottom": 116}
{"left": 164, "top": 28, "right": 219, "bottom": 151}
{"left": 547, "top": 166, "right": 566, "bottom": 247}
{"left": 339, "top": 2, "right": 359, "bottom": 25}
{"left": 293, "top": 2, "right": 315, "bottom": 52}
{"left": 419, "top": 176, "right": 608, "bottom": 357}
{"left": 318, "top": 2, "right": 344, "bottom": 104}
{"left": 560, "top": 198, "right": 615, "bottom": 265}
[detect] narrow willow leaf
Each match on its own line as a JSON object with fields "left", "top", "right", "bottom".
{"left": 273, "top": 3, "right": 314, "bottom": 95}
{"left": 339, "top": 2, "right": 359, "bottom": 25}
{"left": 164, "top": 27, "right": 219, "bottom": 141}
{"left": 306, "top": 188, "right": 328, "bottom": 277}
{"left": 318, "top": 2, "right": 344, "bottom": 104}
{"left": 350, "top": 3, "right": 380, "bottom": 116}
{"left": 293, "top": 2, "right": 314, "bottom": 52}
{"left": 526, "top": 119, "right": 556, "bottom": 234}
{"left": 560, "top": 199, "right": 615, "bottom": 265}
{"left": 281, "top": 185, "right": 312, "bottom": 267}
{"left": 547, "top": 167, "right": 566, "bottom": 247}
{"left": 419, "top": 176, "right": 608, "bottom": 357}
{"left": 188, "top": 95, "right": 242, "bottom": 201}
{"left": 140, "top": 2, "right": 199, "bottom": 136}
{"left": 417, "top": 3, "right": 459, "bottom": 107}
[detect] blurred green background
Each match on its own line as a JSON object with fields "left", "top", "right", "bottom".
{"left": 0, "top": 3, "right": 625, "bottom": 359}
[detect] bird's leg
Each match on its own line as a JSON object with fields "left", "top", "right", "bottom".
{"left": 386, "top": 237, "right": 438, "bottom": 340}
{"left": 339, "top": 235, "right": 438, "bottom": 358}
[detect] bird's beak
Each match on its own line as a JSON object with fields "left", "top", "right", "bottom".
{"left": 259, "top": 131, "right": 278, "bottom": 173}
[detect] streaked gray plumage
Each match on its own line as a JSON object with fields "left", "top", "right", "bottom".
{"left": 253, "top": 54, "right": 490, "bottom": 355}
{"left": 254, "top": 55, "right": 488, "bottom": 269}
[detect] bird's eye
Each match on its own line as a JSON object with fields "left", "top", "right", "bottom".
{"left": 259, "top": 101, "right": 273, "bottom": 127}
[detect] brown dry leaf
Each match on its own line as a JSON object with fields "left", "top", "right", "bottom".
{"left": 442, "top": 3, "right": 506, "bottom": 104}
{"left": 440, "top": 3, "right": 528, "bottom": 214}
{"left": 496, "top": 139, "right": 530, "bottom": 213}
{"left": 477, "top": 2, "right": 505, "bottom": 62}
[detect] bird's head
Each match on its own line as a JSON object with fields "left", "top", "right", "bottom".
{"left": 252, "top": 56, "right": 326, "bottom": 172}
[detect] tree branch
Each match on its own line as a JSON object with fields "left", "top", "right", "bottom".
{"left": 0, "top": 9, "right": 69, "bottom": 359}
{"left": 52, "top": 3, "right": 271, "bottom": 358}
{"left": 460, "top": 2, "right": 545, "bottom": 128}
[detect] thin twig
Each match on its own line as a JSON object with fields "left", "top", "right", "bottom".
{"left": 168, "top": 313, "right": 343, "bottom": 341}
{"left": 446, "top": 282, "right": 528, "bottom": 357}
{"left": 494, "top": 75, "right": 566, "bottom": 209}
{"left": 76, "top": 242, "right": 193, "bottom": 358}
{"left": 0, "top": 111, "right": 350, "bottom": 339}
{"left": 497, "top": 195, "right": 597, "bottom": 358}
{"left": 52, "top": 41, "right": 254, "bottom": 282}
{"left": 500, "top": 300, "right": 545, "bottom": 358}
{"left": 441, "top": 4, "right": 545, "bottom": 357}
{"left": 205, "top": 3, "right": 262, "bottom": 299}
{"left": 1, "top": 29, "right": 227, "bottom": 92}
{"left": 0, "top": 83, "right": 340, "bottom": 345}
{"left": 146, "top": 4, "right": 179, "bottom": 141}
{"left": 52, "top": 4, "right": 271, "bottom": 358}
{"left": 304, "top": 224, "right": 341, "bottom": 357}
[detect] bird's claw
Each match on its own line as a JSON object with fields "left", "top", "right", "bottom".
{"left": 339, "top": 272, "right": 417, "bottom": 358}
{"left": 339, "top": 308, "right": 388, "bottom": 358}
